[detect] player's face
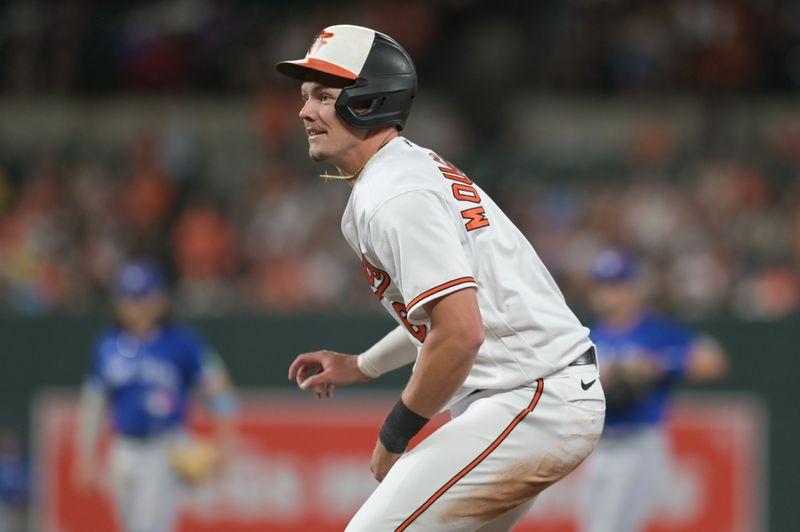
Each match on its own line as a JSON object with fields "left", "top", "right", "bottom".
{"left": 588, "top": 281, "right": 642, "bottom": 319}
{"left": 116, "top": 293, "right": 169, "bottom": 335}
{"left": 299, "top": 80, "right": 366, "bottom": 164}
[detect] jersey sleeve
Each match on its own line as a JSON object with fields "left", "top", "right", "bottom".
{"left": 368, "top": 189, "right": 477, "bottom": 324}
{"left": 177, "top": 328, "right": 207, "bottom": 387}
{"left": 179, "top": 327, "right": 230, "bottom": 387}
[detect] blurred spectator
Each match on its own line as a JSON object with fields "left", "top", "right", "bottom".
{"left": 122, "top": 132, "right": 177, "bottom": 245}
{"left": 1, "top": 106, "right": 798, "bottom": 319}
{"left": 0, "top": 164, "right": 73, "bottom": 312}
{"left": 171, "top": 201, "right": 238, "bottom": 315}
{"left": 733, "top": 265, "right": 800, "bottom": 319}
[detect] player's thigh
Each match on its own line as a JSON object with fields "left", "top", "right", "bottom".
{"left": 473, "top": 497, "right": 537, "bottom": 532}
{"left": 348, "top": 381, "right": 601, "bottom": 531}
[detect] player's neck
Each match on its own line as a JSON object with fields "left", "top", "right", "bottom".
{"left": 334, "top": 129, "right": 398, "bottom": 183}
{"left": 126, "top": 322, "right": 164, "bottom": 339}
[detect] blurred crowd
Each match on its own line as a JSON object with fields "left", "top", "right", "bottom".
{"left": 0, "top": 0, "right": 798, "bottom": 320}
{"left": 503, "top": 164, "right": 800, "bottom": 320}
{"left": 1, "top": 117, "right": 798, "bottom": 320}
{"left": 1, "top": 0, "right": 799, "bottom": 97}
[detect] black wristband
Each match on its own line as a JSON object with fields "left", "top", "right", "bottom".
{"left": 379, "top": 399, "right": 430, "bottom": 453}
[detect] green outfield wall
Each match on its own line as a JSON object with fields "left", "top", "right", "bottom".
{"left": 0, "top": 312, "right": 796, "bottom": 530}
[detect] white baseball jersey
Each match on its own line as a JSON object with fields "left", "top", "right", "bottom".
{"left": 341, "top": 136, "right": 593, "bottom": 407}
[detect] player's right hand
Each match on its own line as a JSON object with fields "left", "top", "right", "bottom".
{"left": 288, "top": 350, "right": 371, "bottom": 399}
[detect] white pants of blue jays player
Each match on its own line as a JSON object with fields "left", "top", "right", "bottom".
{"left": 108, "top": 431, "right": 184, "bottom": 532}
{"left": 346, "top": 364, "right": 606, "bottom": 531}
{"left": 578, "top": 425, "right": 669, "bottom": 532}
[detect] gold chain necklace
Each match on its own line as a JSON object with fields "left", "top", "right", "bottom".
{"left": 319, "top": 161, "right": 367, "bottom": 182}
{"left": 318, "top": 138, "right": 394, "bottom": 182}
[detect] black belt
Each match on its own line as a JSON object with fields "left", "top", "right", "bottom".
{"left": 466, "top": 346, "right": 597, "bottom": 398}
{"left": 569, "top": 346, "right": 597, "bottom": 367}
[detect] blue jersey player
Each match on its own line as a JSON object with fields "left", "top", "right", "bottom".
{"left": 73, "top": 260, "right": 237, "bottom": 532}
{"left": 578, "top": 249, "right": 727, "bottom": 532}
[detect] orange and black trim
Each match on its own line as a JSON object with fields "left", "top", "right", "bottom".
{"left": 395, "top": 379, "right": 545, "bottom": 531}
{"left": 280, "top": 57, "right": 358, "bottom": 80}
{"left": 406, "top": 277, "right": 476, "bottom": 312}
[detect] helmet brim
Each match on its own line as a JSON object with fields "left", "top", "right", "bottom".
{"left": 276, "top": 58, "right": 358, "bottom": 81}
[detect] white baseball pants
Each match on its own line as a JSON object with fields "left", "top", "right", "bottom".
{"left": 347, "top": 364, "right": 606, "bottom": 531}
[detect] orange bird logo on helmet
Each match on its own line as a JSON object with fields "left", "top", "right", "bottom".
{"left": 308, "top": 31, "right": 334, "bottom": 55}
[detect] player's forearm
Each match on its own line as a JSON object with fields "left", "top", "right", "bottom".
{"left": 400, "top": 327, "right": 482, "bottom": 419}
{"left": 205, "top": 379, "right": 238, "bottom": 449}
{"left": 357, "top": 325, "right": 418, "bottom": 378}
{"left": 377, "top": 289, "right": 482, "bottom": 454}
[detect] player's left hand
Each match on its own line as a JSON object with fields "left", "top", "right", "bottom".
{"left": 288, "top": 350, "right": 370, "bottom": 399}
{"left": 370, "top": 439, "right": 403, "bottom": 482}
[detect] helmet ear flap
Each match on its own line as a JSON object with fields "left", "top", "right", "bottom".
{"left": 338, "top": 86, "right": 378, "bottom": 116}
{"left": 335, "top": 73, "right": 417, "bottom": 130}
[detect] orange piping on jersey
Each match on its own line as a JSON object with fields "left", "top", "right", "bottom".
{"left": 395, "top": 379, "right": 545, "bottom": 531}
{"left": 406, "top": 277, "right": 476, "bottom": 311}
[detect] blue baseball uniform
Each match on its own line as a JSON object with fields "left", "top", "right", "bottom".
{"left": 591, "top": 313, "right": 694, "bottom": 429}
{"left": 88, "top": 323, "right": 208, "bottom": 438}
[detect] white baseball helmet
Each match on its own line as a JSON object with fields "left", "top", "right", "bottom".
{"left": 276, "top": 24, "right": 417, "bottom": 130}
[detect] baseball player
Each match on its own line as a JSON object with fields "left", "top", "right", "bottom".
{"left": 578, "top": 249, "right": 728, "bottom": 532}
{"left": 73, "top": 259, "right": 237, "bottom": 532}
{"left": 280, "top": 25, "right": 606, "bottom": 531}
